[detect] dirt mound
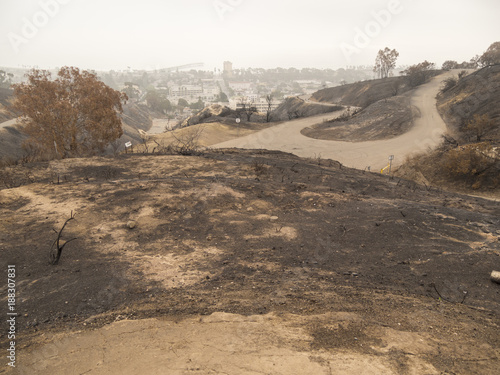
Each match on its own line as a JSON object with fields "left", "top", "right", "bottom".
{"left": 1, "top": 150, "right": 499, "bottom": 374}
{"left": 271, "top": 97, "right": 343, "bottom": 121}
{"left": 301, "top": 94, "right": 413, "bottom": 142}
{"left": 181, "top": 104, "right": 237, "bottom": 127}
{"left": 311, "top": 76, "right": 409, "bottom": 108}
{"left": 144, "top": 121, "right": 277, "bottom": 152}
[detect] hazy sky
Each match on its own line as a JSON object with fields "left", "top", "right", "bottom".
{"left": 0, "top": 0, "right": 498, "bottom": 71}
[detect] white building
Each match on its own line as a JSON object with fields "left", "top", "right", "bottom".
{"left": 167, "top": 84, "right": 220, "bottom": 103}
{"left": 228, "top": 81, "right": 253, "bottom": 93}
{"left": 169, "top": 85, "right": 203, "bottom": 97}
{"left": 231, "top": 98, "right": 282, "bottom": 113}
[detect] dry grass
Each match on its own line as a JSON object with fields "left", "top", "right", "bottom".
{"left": 395, "top": 143, "right": 500, "bottom": 194}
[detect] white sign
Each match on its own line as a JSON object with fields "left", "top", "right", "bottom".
{"left": 236, "top": 118, "right": 241, "bottom": 124}
{"left": 125, "top": 142, "right": 132, "bottom": 148}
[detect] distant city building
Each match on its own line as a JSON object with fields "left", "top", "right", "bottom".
{"left": 228, "top": 81, "right": 253, "bottom": 93}
{"left": 169, "top": 85, "right": 203, "bottom": 97}
{"left": 223, "top": 61, "right": 233, "bottom": 77}
{"left": 167, "top": 84, "right": 220, "bottom": 103}
{"left": 231, "top": 98, "right": 282, "bottom": 113}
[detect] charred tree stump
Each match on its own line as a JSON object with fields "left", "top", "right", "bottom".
{"left": 49, "top": 211, "right": 77, "bottom": 265}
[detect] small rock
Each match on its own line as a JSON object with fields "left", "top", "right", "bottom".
{"left": 270, "top": 216, "right": 279, "bottom": 221}
{"left": 491, "top": 271, "right": 500, "bottom": 284}
{"left": 127, "top": 221, "right": 137, "bottom": 229}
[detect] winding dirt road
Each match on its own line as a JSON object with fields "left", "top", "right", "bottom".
{"left": 214, "top": 71, "right": 454, "bottom": 171}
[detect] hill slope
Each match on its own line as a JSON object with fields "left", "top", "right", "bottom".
{"left": 301, "top": 94, "right": 413, "bottom": 142}
{"left": 396, "top": 67, "right": 500, "bottom": 193}
{"left": 437, "top": 64, "right": 500, "bottom": 143}
{"left": 271, "top": 97, "right": 342, "bottom": 121}
{"left": 311, "top": 76, "right": 409, "bottom": 108}
{"left": 0, "top": 88, "right": 17, "bottom": 123}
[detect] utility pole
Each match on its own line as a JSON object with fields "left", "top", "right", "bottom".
{"left": 388, "top": 155, "right": 394, "bottom": 174}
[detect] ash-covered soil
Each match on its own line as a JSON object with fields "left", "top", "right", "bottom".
{"left": 1, "top": 150, "right": 499, "bottom": 374}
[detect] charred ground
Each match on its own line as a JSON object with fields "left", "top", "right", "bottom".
{"left": 1, "top": 150, "right": 499, "bottom": 374}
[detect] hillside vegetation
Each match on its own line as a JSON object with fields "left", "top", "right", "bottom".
{"left": 438, "top": 64, "right": 500, "bottom": 143}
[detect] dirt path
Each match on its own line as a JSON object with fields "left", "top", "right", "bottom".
{"left": 147, "top": 118, "right": 174, "bottom": 134}
{"left": 14, "top": 313, "right": 442, "bottom": 375}
{"left": 214, "top": 72, "right": 454, "bottom": 171}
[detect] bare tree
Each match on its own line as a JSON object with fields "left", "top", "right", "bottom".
{"left": 391, "top": 79, "right": 403, "bottom": 96}
{"left": 465, "top": 114, "right": 496, "bottom": 142}
{"left": 374, "top": 47, "right": 399, "bottom": 79}
{"left": 167, "top": 126, "right": 204, "bottom": 155}
{"left": 238, "top": 97, "right": 257, "bottom": 121}
{"left": 138, "top": 129, "right": 150, "bottom": 153}
{"left": 265, "top": 94, "right": 274, "bottom": 122}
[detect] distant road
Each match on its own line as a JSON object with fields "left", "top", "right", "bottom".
{"left": 147, "top": 119, "right": 174, "bottom": 135}
{"left": 213, "top": 71, "right": 454, "bottom": 171}
{"left": 0, "top": 118, "right": 17, "bottom": 129}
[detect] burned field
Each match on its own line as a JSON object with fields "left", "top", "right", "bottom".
{"left": 1, "top": 150, "right": 499, "bottom": 374}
